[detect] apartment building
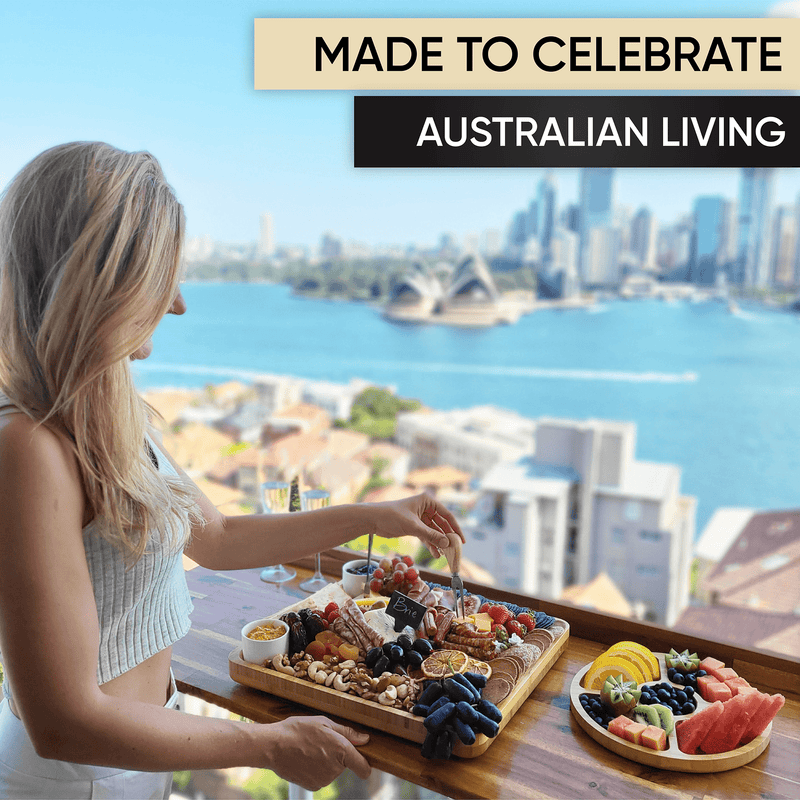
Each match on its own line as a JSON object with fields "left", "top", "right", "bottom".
{"left": 395, "top": 406, "right": 535, "bottom": 479}
{"left": 462, "top": 417, "right": 695, "bottom": 626}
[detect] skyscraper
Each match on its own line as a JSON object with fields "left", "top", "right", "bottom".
{"left": 579, "top": 169, "right": 617, "bottom": 284}
{"left": 535, "top": 171, "right": 558, "bottom": 261}
{"left": 630, "top": 207, "right": 658, "bottom": 270}
{"left": 735, "top": 168, "right": 776, "bottom": 288}
{"left": 691, "top": 196, "right": 730, "bottom": 286}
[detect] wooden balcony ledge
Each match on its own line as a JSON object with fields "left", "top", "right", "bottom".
{"left": 174, "top": 547, "right": 800, "bottom": 800}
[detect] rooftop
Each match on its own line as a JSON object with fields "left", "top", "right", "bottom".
{"left": 695, "top": 507, "right": 756, "bottom": 562}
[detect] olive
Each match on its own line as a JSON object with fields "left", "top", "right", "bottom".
{"left": 396, "top": 634, "right": 414, "bottom": 652}
{"left": 387, "top": 644, "right": 404, "bottom": 663}
{"left": 412, "top": 638, "right": 434, "bottom": 656}
{"left": 407, "top": 650, "right": 424, "bottom": 670}
{"left": 364, "top": 647, "right": 382, "bottom": 668}
{"left": 373, "top": 654, "right": 391, "bottom": 676}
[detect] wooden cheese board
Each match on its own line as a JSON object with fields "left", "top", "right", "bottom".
{"left": 569, "top": 653, "right": 772, "bottom": 773}
{"left": 229, "top": 583, "right": 570, "bottom": 757}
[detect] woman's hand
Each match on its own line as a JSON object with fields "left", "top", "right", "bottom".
{"left": 372, "top": 492, "right": 465, "bottom": 558}
{"left": 265, "top": 716, "right": 371, "bottom": 791}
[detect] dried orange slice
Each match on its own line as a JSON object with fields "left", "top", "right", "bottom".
{"left": 606, "top": 646, "right": 655, "bottom": 682}
{"left": 421, "top": 650, "right": 469, "bottom": 678}
{"left": 607, "top": 641, "right": 660, "bottom": 679}
{"left": 466, "top": 657, "right": 492, "bottom": 680}
{"left": 584, "top": 656, "right": 645, "bottom": 690}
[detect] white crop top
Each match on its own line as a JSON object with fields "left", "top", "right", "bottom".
{"left": 0, "top": 394, "right": 194, "bottom": 702}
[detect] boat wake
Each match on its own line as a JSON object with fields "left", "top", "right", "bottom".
{"left": 136, "top": 361, "right": 699, "bottom": 385}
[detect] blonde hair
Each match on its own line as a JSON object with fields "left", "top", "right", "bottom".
{"left": 0, "top": 141, "right": 203, "bottom": 562}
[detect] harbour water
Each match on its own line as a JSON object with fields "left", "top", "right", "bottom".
{"left": 134, "top": 282, "right": 800, "bottom": 534}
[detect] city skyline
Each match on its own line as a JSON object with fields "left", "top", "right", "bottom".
{"left": 2, "top": 0, "right": 798, "bottom": 250}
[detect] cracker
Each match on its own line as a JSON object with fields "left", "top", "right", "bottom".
{"left": 483, "top": 677, "right": 512, "bottom": 705}
{"left": 490, "top": 657, "right": 520, "bottom": 683}
{"left": 505, "top": 643, "right": 540, "bottom": 672}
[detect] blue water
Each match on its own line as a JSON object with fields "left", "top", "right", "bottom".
{"left": 134, "top": 283, "right": 800, "bottom": 534}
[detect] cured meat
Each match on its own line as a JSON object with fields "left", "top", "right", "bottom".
{"left": 424, "top": 609, "right": 437, "bottom": 638}
{"left": 433, "top": 610, "right": 455, "bottom": 643}
{"left": 441, "top": 640, "right": 497, "bottom": 661}
{"left": 331, "top": 616, "right": 359, "bottom": 647}
{"left": 445, "top": 634, "right": 494, "bottom": 651}
{"left": 342, "top": 598, "right": 385, "bottom": 650}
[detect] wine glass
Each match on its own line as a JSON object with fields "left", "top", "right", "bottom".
{"left": 259, "top": 481, "right": 296, "bottom": 584}
{"left": 298, "top": 488, "right": 331, "bottom": 593}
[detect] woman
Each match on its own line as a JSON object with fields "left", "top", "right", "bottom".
{"left": 0, "top": 142, "right": 463, "bottom": 798}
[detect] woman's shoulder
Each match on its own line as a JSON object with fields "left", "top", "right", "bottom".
{"left": 0, "top": 411, "right": 85, "bottom": 512}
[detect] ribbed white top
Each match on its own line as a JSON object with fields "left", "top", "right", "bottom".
{"left": 0, "top": 395, "right": 193, "bottom": 702}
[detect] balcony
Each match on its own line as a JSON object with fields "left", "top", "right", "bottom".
{"left": 172, "top": 546, "right": 799, "bottom": 800}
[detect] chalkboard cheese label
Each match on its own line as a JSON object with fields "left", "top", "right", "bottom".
{"left": 386, "top": 591, "right": 427, "bottom": 632}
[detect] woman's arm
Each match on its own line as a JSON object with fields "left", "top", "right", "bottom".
{"left": 148, "top": 429, "right": 462, "bottom": 571}
{"left": 0, "top": 417, "right": 369, "bottom": 788}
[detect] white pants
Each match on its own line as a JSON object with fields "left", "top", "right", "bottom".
{"left": 0, "top": 678, "right": 180, "bottom": 799}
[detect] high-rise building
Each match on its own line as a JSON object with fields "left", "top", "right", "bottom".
{"left": 630, "top": 207, "right": 658, "bottom": 270}
{"left": 258, "top": 212, "right": 275, "bottom": 258}
{"left": 735, "top": 168, "right": 776, "bottom": 287}
{"left": 770, "top": 204, "right": 798, "bottom": 287}
{"left": 579, "top": 169, "right": 617, "bottom": 283}
{"left": 691, "top": 196, "right": 731, "bottom": 286}
{"left": 535, "top": 172, "right": 558, "bottom": 261}
{"left": 463, "top": 417, "right": 695, "bottom": 626}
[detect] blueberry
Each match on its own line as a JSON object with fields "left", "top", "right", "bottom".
{"left": 696, "top": 670, "right": 707, "bottom": 678}
{"left": 667, "top": 667, "right": 676, "bottom": 679}
{"left": 691, "top": 696, "right": 698, "bottom": 708}
{"left": 594, "top": 715, "right": 604, "bottom": 725}
{"left": 669, "top": 699, "right": 681, "bottom": 712}
{"left": 672, "top": 673, "right": 685, "bottom": 685}
{"left": 579, "top": 694, "right": 588, "bottom": 702}
{"left": 657, "top": 689, "right": 670, "bottom": 702}
{"left": 681, "top": 702, "right": 695, "bottom": 716}
{"left": 684, "top": 686, "right": 695, "bottom": 698}
{"left": 676, "top": 691, "right": 688, "bottom": 704}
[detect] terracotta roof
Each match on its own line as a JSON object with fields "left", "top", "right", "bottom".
{"left": 309, "top": 458, "right": 370, "bottom": 494}
{"left": 560, "top": 572, "right": 633, "bottom": 618}
{"left": 273, "top": 403, "right": 331, "bottom": 426}
{"left": 702, "top": 508, "right": 800, "bottom": 613}
{"left": 362, "top": 485, "right": 418, "bottom": 503}
{"left": 407, "top": 465, "right": 472, "bottom": 489}
{"left": 261, "top": 431, "right": 328, "bottom": 473}
{"left": 161, "top": 423, "right": 236, "bottom": 475}
{"left": 708, "top": 508, "right": 800, "bottom": 577}
{"left": 674, "top": 604, "right": 800, "bottom": 659}
{"left": 325, "top": 428, "right": 370, "bottom": 460}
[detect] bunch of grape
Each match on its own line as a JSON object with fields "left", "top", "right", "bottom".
{"left": 369, "top": 555, "right": 421, "bottom": 596}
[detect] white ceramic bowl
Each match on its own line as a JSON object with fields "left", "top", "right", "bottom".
{"left": 341, "top": 558, "right": 379, "bottom": 597}
{"left": 241, "top": 617, "right": 289, "bottom": 665}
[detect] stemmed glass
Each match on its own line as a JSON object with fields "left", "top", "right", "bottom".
{"left": 298, "top": 488, "right": 331, "bottom": 593}
{"left": 259, "top": 481, "right": 296, "bottom": 584}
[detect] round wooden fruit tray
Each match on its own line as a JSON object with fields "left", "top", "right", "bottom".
{"left": 569, "top": 653, "right": 772, "bottom": 773}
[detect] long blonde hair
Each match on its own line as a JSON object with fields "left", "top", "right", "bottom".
{"left": 0, "top": 141, "right": 202, "bottom": 561}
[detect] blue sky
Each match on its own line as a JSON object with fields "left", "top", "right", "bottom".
{"left": 2, "top": 1, "right": 797, "bottom": 249}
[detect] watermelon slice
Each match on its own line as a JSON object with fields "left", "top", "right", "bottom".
{"left": 608, "top": 715, "right": 635, "bottom": 739}
{"left": 623, "top": 722, "right": 647, "bottom": 745}
{"left": 714, "top": 667, "right": 739, "bottom": 682}
{"left": 641, "top": 725, "right": 667, "bottom": 751}
{"left": 740, "top": 693, "right": 785, "bottom": 745}
{"left": 724, "top": 676, "right": 752, "bottom": 696}
{"left": 676, "top": 701, "right": 725, "bottom": 754}
{"left": 700, "top": 693, "right": 752, "bottom": 754}
{"left": 699, "top": 656, "right": 725, "bottom": 675}
{"left": 698, "top": 677, "right": 732, "bottom": 703}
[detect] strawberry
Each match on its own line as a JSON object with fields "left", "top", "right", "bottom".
{"left": 517, "top": 612, "right": 535, "bottom": 630}
{"left": 479, "top": 602, "right": 491, "bottom": 613}
{"left": 493, "top": 625, "right": 509, "bottom": 643}
{"left": 506, "top": 620, "right": 525, "bottom": 638}
{"left": 487, "top": 604, "right": 513, "bottom": 626}
{"left": 324, "top": 602, "right": 340, "bottom": 619}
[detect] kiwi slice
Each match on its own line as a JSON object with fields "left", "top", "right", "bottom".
{"left": 652, "top": 703, "right": 675, "bottom": 735}
{"left": 631, "top": 704, "right": 661, "bottom": 728}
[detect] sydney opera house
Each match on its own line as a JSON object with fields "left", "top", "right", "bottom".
{"left": 384, "top": 254, "right": 534, "bottom": 327}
